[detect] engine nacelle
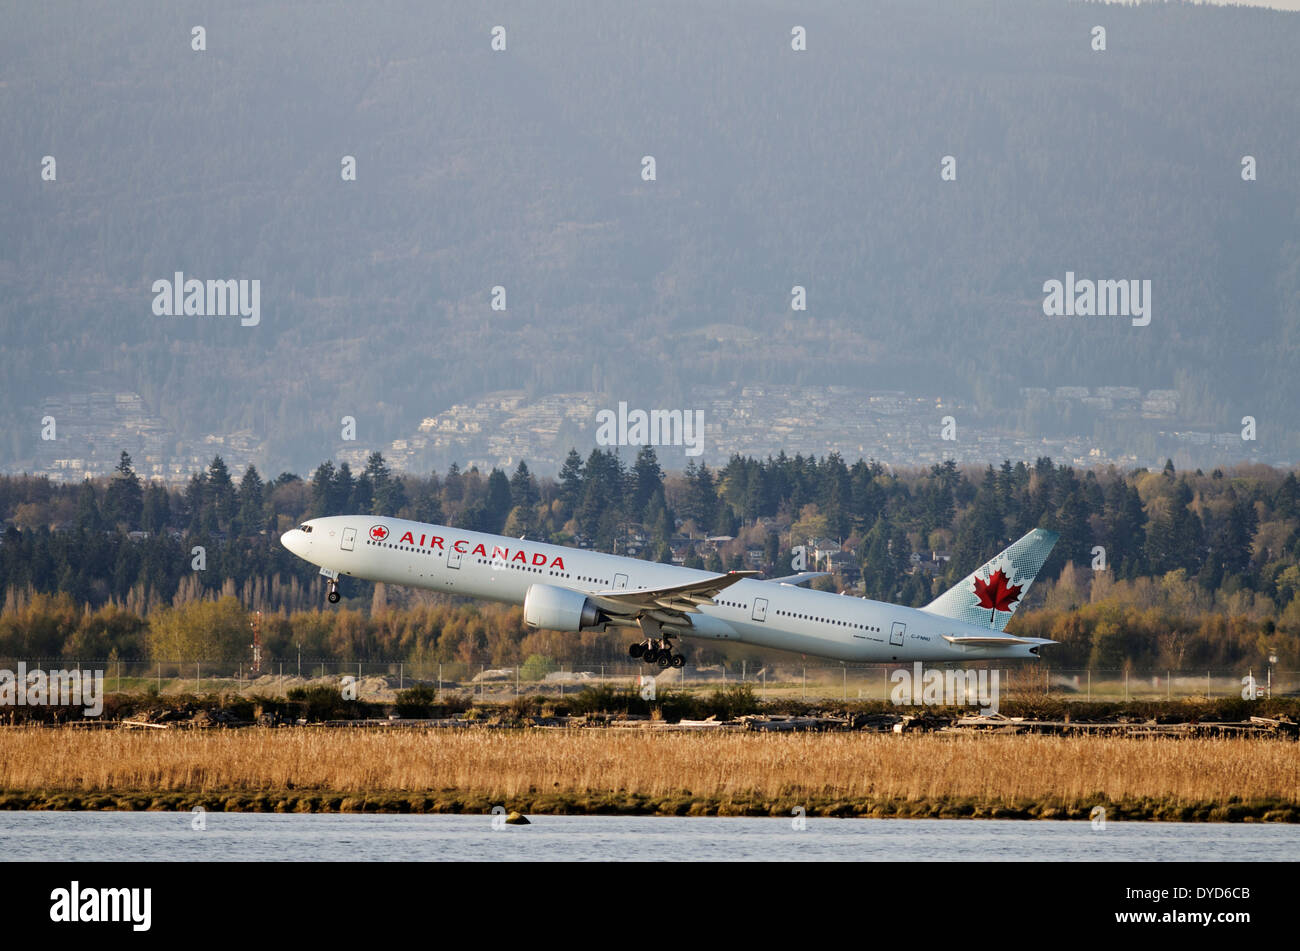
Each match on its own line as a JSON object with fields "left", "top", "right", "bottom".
{"left": 523, "top": 583, "right": 603, "bottom": 631}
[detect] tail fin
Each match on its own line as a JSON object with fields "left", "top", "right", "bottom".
{"left": 920, "top": 528, "right": 1059, "bottom": 632}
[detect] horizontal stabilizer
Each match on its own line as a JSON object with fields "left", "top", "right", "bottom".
{"left": 941, "top": 634, "right": 1055, "bottom": 647}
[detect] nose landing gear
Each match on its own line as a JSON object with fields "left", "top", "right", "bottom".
{"left": 326, "top": 579, "right": 340, "bottom": 603}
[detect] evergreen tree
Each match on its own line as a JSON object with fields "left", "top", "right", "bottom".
{"left": 510, "top": 461, "right": 540, "bottom": 510}
{"left": 484, "top": 468, "right": 513, "bottom": 533}
{"left": 578, "top": 449, "right": 623, "bottom": 529}
{"left": 308, "top": 462, "right": 336, "bottom": 517}
{"left": 557, "top": 450, "right": 583, "bottom": 519}
{"left": 104, "top": 451, "right": 143, "bottom": 529}
{"left": 413, "top": 480, "right": 445, "bottom": 525}
{"left": 141, "top": 482, "right": 170, "bottom": 534}
{"left": 630, "top": 446, "right": 663, "bottom": 520}
{"left": 207, "top": 456, "right": 238, "bottom": 530}
{"left": 351, "top": 472, "right": 374, "bottom": 514}
{"left": 236, "top": 464, "right": 265, "bottom": 534}
{"left": 442, "top": 463, "right": 464, "bottom": 504}
{"left": 75, "top": 481, "right": 105, "bottom": 534}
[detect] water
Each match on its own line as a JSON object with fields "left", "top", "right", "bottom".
{"left": 1, "top": 812, "right": 1296, "bottom": 861}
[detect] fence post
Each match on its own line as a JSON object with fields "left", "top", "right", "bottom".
{"left": 843, "top": 666, "right": 847, "bottom": 701}
{"left": 1124, "top": 668, "right": 1129, "bottom": 702}
{"left": 802, "top": 667, "right": 806, "bottom": 700}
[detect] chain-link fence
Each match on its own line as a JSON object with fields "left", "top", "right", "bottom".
{"left": 2, "top": 658, "right": 1294, "bottom": 703}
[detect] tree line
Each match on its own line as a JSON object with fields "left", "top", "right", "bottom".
{"left": 1, "top": 449, "right": 1297, "bottom": 669}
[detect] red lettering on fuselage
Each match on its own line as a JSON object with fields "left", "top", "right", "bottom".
{"left": 380, "top": 528, "right": 567, "bottom": 570}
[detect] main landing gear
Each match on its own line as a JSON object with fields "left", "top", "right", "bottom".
{"left": 326, "top": 579, "right": 340, "bottom": 603}
{"left": 628, "top": 639, "right": 685, "bottom": 669}
{"left": 629, "top": 617, "right": 685, "bottom": 669}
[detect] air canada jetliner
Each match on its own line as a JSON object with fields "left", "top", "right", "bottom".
{"left": 281, "top": 518, "right": 1059, "bottom": 665}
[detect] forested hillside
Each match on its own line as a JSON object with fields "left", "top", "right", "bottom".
{"left": 3, "top": 0, "right": 1299, "bottom": 472}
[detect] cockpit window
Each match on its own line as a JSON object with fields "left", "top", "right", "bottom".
{"left": 299, "top": 524, "right": 313, "bottom": 533}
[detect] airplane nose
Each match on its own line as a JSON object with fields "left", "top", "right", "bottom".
{"left": 281, "top": 529, "right": 308, "bottom": 557}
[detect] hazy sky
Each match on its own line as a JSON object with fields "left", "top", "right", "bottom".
{"left": 1109, "top": 0, "right": 1300, "bottom": 8}
{"left": 1201, "top": 1, "right": 1299, "bottom": 7}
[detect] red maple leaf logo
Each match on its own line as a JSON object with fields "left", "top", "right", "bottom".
{"left": 369, "top": 525, "right": 389, "bottom": 541}
{"left": 973, "top": 568, "right": 1022, "bottom": 615}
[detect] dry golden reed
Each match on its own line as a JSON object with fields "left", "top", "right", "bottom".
{"left": 0, "top": 729, "right": 1295, "bottom": 807}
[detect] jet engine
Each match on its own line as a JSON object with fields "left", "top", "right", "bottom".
{"left": 523, "top": 583, "right": 604, "bottom": 631}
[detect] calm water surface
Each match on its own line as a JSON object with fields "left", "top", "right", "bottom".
{"left": 2, "top": 812, "right": 1297, "bottom": 861}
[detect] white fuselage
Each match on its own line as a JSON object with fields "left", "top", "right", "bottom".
{"left": 281, "top": 516, "right": 1046, "bottom": 663}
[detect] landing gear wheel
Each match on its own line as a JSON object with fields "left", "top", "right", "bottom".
{"left": 670, "top": 654, "right": 685, "bottom": 669}
{"left": 327, "top": 589, "right": 340, "bottom": 604}
{"left": 656, "top": 652, "right": 672, "bottom": 669}
{"left": 642, "top": 648, "right": 660, "bottom": 665}
{"left": 628, "top": 642, "right": 645, "bottom": 659}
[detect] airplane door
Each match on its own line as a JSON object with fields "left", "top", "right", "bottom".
{"left": 890, "top": 621, "right": 906, "bottom": 646}
{"left": 614, "top": 573, "right": 628, "bottom": 590}
{"left": 341, "top": 527, "right": 356, "bottom": 551}
{"left": 447, "top": 546, "right": 462, "bottom": 569}
{"left": 752, "top": 598, "right": 768, "bottom": 622}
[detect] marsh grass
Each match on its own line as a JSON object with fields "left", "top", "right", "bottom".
{"left": 0, "top": 728, "right": 1295, "bottom": 819}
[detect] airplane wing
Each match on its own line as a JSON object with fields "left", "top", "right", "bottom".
{"left": 764, "top": 571, "right": 830, "bottom": 587}
{"left": 586, "top": 571, "right": 758, "bottom": 622}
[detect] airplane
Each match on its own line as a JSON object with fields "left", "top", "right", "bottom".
{"left": 280, "top": 517, "right": 1060, "bottom": 665}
